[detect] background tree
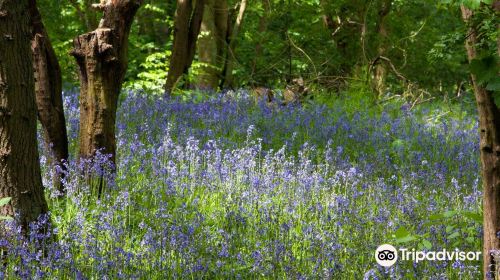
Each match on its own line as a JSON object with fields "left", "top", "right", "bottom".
{"left": 460, "top": 1, "right": 500, "bottom": 278}
{"left": 195, "top": 0, "right": 228, "bottom": 90}
{"left": 371, "top": 0, "right": 392, "bottom": 98}
{"left": 29, "top": 0, "right": 69, "bottom": 193}
{"left": 220, "top": 0, "right": 248, "bottom": 88}
{"left": 33, "top": 0, "right": 469, "bottom": 96}
{"left": 250, "top": 0, "right": 270, "bottom": 83}
{"left": 164, "top": 0, "right": 205, "bottom": 93}
{"left": 0, "top": 0, "right": 48, "bottom": 231}
{"left": 71, "top": 0, "right": 143, "bottom": 164}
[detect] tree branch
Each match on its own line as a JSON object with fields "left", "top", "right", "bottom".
{"left": 370, "top": 55, "right": 408, "bottom": 82}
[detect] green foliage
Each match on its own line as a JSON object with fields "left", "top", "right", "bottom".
{"left": 36, "top": 0, "right": 174, "bottom": 88}
{"left": 438, "top": 0, "right": 493, "bottom": 9}
{"left": 0, "top": 197, "right": 13, "bottom": 221}
{"left": 35, "top": 0, "right": 479, "bottom": 98}
{"left": 0, "top": 197, "right": 11, "bottom": 207}
{"left": 125, "top": 1, "right": 175, "bottom": 84}
{"left": 392, "top": 209, "right": 481, "bottom": 251}
{"left": 124, "top": 50, "right": 171, "bottom": 93}
{"left": 461, "top": 1, "right": 500, "bottom": 105}
{"left": 427, "top": 210, "right": 482, "bottom": 247}
{"left": 470, "top": 54, "right": 500, "bottom": 91}
{"left": 462, "top": 0, "right": 493, "bottom": 9}
{"left": 37, "top": 0, "right": 85, "bottom": 86}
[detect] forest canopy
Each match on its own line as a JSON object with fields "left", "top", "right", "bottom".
{"left": 37, "top": 0, "right": 492, "bottom": 96}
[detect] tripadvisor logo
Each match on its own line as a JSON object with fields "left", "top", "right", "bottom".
{"left": 374, "top": 244, "right": 481, "bottom": 267}
{"left": 375, "top": 244, "right": 398, "bottom": 267}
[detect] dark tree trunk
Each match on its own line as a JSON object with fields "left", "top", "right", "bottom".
{"left": 71, "top": 0, "right": 142, "bottom": 165}
{"left": 0, "top": 0, "right": 48, "bottom": 232}
{"left": 164, "top": 0, "right": 205, "bottom": 93}
{"left": 461, "top": 5, "right": 500, "bottom": 279}
{"left": 213, "top": 0, "right": 228, "bottom": 81}
{"left": 29, "top": 0, "right": 69, "bottom": 193}
{"left": 220, "top": 0, "right": 248, "bottom": 89}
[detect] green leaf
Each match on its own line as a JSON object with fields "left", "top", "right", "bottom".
{"left": 461, "top": 0, "right": 481, "bottom": 9}
{"left": 422, "top": 239, "right": 432, "bottom": 250}
{"left": 0, "top": 197, "right": 11, "bottom": 207}
{"left": 448, "top": 232, "right": 460, "bottom": 239}
{"left": 464, "top": 211, "right": 483, "bottom": 223}
{"left": 470, "top": 56, "right": 499, "bottom": 85}
{"left": 0, "top": 216, "right": 13, "bottom": 221}
{"left": 443, "top": 210, "right": 457, "bottom": 218}
{"left": 466, "top": 236, "right": 476, "bottom": 243}
{"left": 391, "top": 139, "right": 405, "bottom": 150}
{"left": 446, "top": 225, "right": 456, "bottom": 233}
{"left": 429, "top": 213, "right": 444, "bottom": 221}
{"left": 396, "top": 235, "right": 418, "bottom": 243}
{"left": 404, "top": 272, "right": 417, "bottom": 280}
{"left": 486, "top": 77, "right": 500, "bottom": 91}
{"left": 395, "top": 227, "right": 417, "bottom": 243}
{"left": 395, "top": 226, "right": 410, "bottom": 239}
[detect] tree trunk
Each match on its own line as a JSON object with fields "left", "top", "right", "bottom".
{"left": 195, "top": 0, "right": 228, "bottom": 90}
{"left": 164, "top": 0, "right": 205, "bottom": 93}
{"left": 29, "top": 0, "right": 69, "bottom": 193}
{"left": 0, "top": 0, "right": 48, "bottom": 232}
{"left": 71, "top": 0, "right": 142, "bottom": 165}
{"left": 221, "top": 0, "right": 248, "bottom": 89}
{"left": 250, "top": 0, "right": 270, "bottom": 83}
{"left": 461, "top": 5, "right": 500, "bottom": 279}
{"left": 319, "top": 1, "right": 352, "bottom": 75}
{"left": 372, "top": 0, "right": 392, "bottom": 98}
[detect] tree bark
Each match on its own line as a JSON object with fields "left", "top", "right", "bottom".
{"left": 164, "top": 0, "right": 205, "bottom": 93}
{"left": 71, "top": 0, "right": 142, "bottom": 164}
{"left": 372, "top": 0, "right": 392, "bottom": 98}
{"left": 221, "top": 0, "right": 248, "bottom": 89}
{"left": 0, "top": 0, "right": 48, "bottom": 232}
{"left": 195, "top": 0, "right": 228, "bottom": 90}
{"left": 29, "top": 0, "right": 69, "bottom": 193}
{"left": 461, "top": 5, "right": 500, "bottom": 279}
